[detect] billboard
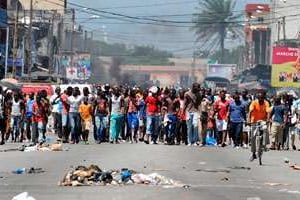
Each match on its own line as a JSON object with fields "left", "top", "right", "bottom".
{"left": 207, "top": 64, "right": 237, "bottom": 81}
{"left": 271, "top": 47, "right": 300, "bottom": 87}
{"left": 62, "top": 53, "right": 91, "bottom": 80}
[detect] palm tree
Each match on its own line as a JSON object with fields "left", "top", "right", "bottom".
{"left": 192, "top": 0, "right": 243, "bottom": 63}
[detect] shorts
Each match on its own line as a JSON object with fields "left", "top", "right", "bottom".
{"left": 290, "top": 125, "right": 300, "bottom": 135}
{"left": 82, "top": 120, "right": 92, "bottom": 131}
{"left": 243, "top": 123, "right": 250, "bottom": 133}
{"left": 138, "top": 118, "right": 146, "bottom": 127}
{"left": 127, "top": 113, "right": 139, "bottom": 129}
{"left": 216, "top": 119, "right": 227, "bottom": 132}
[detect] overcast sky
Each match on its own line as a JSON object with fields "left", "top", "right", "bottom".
{"left": 70, "top": 0, "right": 270, "bottom": 57}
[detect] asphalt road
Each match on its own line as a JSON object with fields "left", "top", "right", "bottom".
{"left": 0, "top": 141, "right": 300, "bottom": 200}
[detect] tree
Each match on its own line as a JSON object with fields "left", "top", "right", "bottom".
{"left": 192, "top": 0, "right": 243, "bottom": 63}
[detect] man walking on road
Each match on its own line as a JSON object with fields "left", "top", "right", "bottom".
{"left": 184, "top": 83, "right": 201, "bottom": 146}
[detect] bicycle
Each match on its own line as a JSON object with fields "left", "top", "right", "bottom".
{"left": 250, "top": 120, "right": 268, "bottom": 165}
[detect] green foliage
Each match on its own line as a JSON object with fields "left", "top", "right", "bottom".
{"left": 192, "top": 0, "right": 243, "bottom": 62}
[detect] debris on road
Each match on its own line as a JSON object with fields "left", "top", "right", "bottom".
{"left": 220, "top": 177, "right": 230, "bottom": 181}
{"left": 151, "top": 168, "right": 170, "bottom": 172}
{"left": 264, "top": 182, "right": 291, "bottom": 186}
{"left": 290, "top": 164, "right": 300, "bottom": 170}
{"left": 59, "top": 165, "right": 185, "bottom": 187}
{"left": 284, "top": 158, "right": 290, "bottom": 164}
{"left": 19, "top": 143, "right": 68, "bottom": 152}
{"left": 195, "top": 168, "right": 231, "bottom": 173}
{"left": 12, "top": 167, "right": 45, "bottom": 175}
{"left": 228, "top": 166, "right": 251, "bottom": 170}
{"left": 12, "top": 192, "right": 36, "bottom": 200}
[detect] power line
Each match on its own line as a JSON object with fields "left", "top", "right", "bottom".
{"left": 85, "top": 0, "right": 198, "bottom": 10}
{"left": 43, "top": 0, "right": 300, "bottom": 27}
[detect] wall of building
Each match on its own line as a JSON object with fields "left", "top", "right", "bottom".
{"left": 19, "top": 0, "right": 65, "bottom": 12}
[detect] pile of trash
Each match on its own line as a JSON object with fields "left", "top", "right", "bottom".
{"left": 20, "top": 143, "right": 67, "bottom": 152}
{"left": 59, "top": 165, "right": 184, "bottom": 188}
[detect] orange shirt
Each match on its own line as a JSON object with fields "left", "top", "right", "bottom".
{"left": 249, "top": 100, "right": 270, "bottom": 123}
{"left": 79, "top": 103, "right": 93, "bottom": 121}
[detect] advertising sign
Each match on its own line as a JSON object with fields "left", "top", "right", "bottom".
{"left": 62, "top": 53, "right": 91, "bottom": 80}
{"left": 207, "top": 64, "right": 237, "bottom": 81}
{"left": 271, "top": 47, "right": 300, "bottom": 87}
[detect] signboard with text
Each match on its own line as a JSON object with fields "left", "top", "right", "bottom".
{"left": 207, "top": 64, "right": 237, "bottom": 81}
{"left": 271, "top": 47, "right": 300, "bottom": 87}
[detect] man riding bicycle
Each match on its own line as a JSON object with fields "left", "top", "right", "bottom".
{"left": 248, "top": 91, "right": 270, "bottom": 162}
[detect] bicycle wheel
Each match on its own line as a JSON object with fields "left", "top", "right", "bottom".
{"left": 256, "top": 135, "right": 263, "bottom": 165}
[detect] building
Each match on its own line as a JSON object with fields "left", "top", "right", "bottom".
{"left": 244, "top": 4, "right": 271, "bottom": 68}
{"left": 0, "top": 0, "right": 7, "bottom": 78}
{"left": 97, "top": 57, "right": 206, "bottom": 87}
{"left": 6, "top": 0, "right": 66, "bottom": 79}
{"left": 18, "top": 0, "right": 66, "bottom": 13}
{"left": 271, "top": 0, "right": 300, "bottom": 44}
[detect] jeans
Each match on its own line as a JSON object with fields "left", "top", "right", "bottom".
{"left": 31, "top": 121, "right": 45, "bottom": 143}
{"left": 187, "top": 112, "right": 199, "bottom": 144}
{"left": 10, "top": 115, "right": 22, "bottom": 139}
{"left": 146, "top": 115, "right": 159, "bottom": 142}
{"left": 110, "top": 114, "right": 123, "bottom": 142}
{"left": 25, "top": 116, "right": 32, "bottom": 140}
{"left": 165, "top": 114, "right": 177, "bottom": 143}
{"left": 69, "top": 112, "right": 81, "bottom": 143}
{"left": 95, "top": 114, "right": 108, "bottom": 142}
{"left": 176, "top": 120, "right": 187, "bottom": 144}
{"left": 52, "top": 112, "right": 62, "bottom": 139}
{"left": 230, "top": 122, "right": 243, "bottom": 147}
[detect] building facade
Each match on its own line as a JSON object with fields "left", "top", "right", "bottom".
{"left": 0, "top": 1, "right": 7, "bottom": 78}
{"left": 244, "top": 3, "right": 271, "bottom": 68}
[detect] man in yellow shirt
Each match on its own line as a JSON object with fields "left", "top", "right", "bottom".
{"left": 248, "top": 91, "right": 270, "bottom": 161}
{"left": 79, "top": 97, "right": 93, "bottom": 144}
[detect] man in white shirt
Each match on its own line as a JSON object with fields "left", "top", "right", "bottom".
{"left": 67, "top": 87, "right": 83, "bottom": 144}
{"left": 50, "top": 87, "right": 63, "bottom": 140}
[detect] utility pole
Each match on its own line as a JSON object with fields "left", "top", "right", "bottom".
{"left": 28, "top": 0, "right": 33, "bottom": 81}
{"left": 282, "top": 16, "right": 286, "bottom": 41}
{"left": 12, "top": 2, "right": 19, "bottom": 78}
{"left": 277, "top": 21, "right": 281, "bottom": 43}
{"left": 70, "top": 8, "right": 75, "bottom": 83}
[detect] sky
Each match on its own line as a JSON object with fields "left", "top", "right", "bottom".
{"left": 69, "top": 0, "right": 270, "bottom": 57}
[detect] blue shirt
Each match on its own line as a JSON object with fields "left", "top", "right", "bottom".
{"left": 229, "top": 101, "right": 246, "bottom": 123}
{"left": 26, "top": 99, "right": 35, "bottom": 118}
{"left": 270, "top": 105, "right": 286, "bottom": 124}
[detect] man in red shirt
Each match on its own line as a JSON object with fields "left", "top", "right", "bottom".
{"left": 32, "top": 94, "right": 46, "bottom": 144}
{"left": 60, "top": 87, "right": 73, "bottom": 143}
{"left": 145, "top": 86, "right": 161, "bottom": 144}
{"left": 214, "top": 90, "right": 230, "bottom": 147}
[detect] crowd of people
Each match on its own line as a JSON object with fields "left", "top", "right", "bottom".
{"left": 0, "top": 83, "right": 299, "bottom": 155}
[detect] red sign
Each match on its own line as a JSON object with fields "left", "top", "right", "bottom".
{"left": 272, "top": 47, "right": 299, "bottom": 64}
{"left": 21, "top": 84, "right": 54, "bottom": 96}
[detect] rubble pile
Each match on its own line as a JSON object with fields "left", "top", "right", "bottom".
{"left": 59, "top": 165, "right": 184, "bottom": 187}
